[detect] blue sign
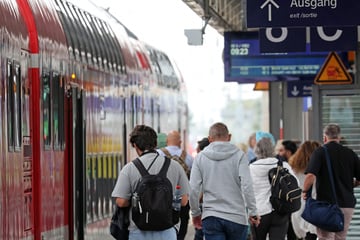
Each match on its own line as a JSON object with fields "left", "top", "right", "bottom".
{"left": 247, "top": 0, "right": 360, "bottom": 28}
{"left": 224, "top": 31, "right": 329, "bottom": 83}
{"left": 260, "top": 28, "right": 306, "bottom": 53}
{"left": 287, "top": 80, "right": 313, "bottom": 97}
{"left": 310, "top": 26, "right": 357, "bottom": 52}
{"left": 259, "top": 27, "right": 357, "bottom": 53}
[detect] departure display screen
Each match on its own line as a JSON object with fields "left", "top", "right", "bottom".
{"left": 224, "top": 31, "right": 329, "bottom": 83}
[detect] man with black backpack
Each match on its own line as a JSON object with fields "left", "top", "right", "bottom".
{"left": 111, "top": 125, "right": 190, "bottom": 240}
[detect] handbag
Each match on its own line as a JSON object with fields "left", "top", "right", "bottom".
{"left": 301, "top": 145, "right": 344, "bottom": 232}
{"left": 110, "top": 205, "right": 130, "bottom": 240}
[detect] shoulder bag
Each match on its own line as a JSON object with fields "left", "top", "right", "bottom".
{"left": 110, "top": 205, "right": 130, "bottom": 240}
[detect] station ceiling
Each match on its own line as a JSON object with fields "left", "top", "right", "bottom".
{"left": 182, "top": 0, "right": 246, "bottom": 35}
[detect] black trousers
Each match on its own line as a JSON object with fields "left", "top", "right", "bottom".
{"left": 251, "top": 211, "right": 289, "bottom": 240}
{"left": 287, "top": 215, "right": 297, "bottom": 240}
{"left": 177, "top": 202, "right": 190, "bottom": 240}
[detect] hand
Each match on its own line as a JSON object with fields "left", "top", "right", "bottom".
{"left": 249, "top": 215, "right": 260, "bottom": 227}
{"left": 192, "top": 215, "right": 202, "bottom": 229}
{"left": 302, "top": 191, "right": 308, "bottom": 200}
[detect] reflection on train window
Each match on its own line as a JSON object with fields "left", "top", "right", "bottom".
{"left": 52, "top": 73, "right": 65, "bottom": 150}
{"left": 7, "top": 60, "right": 22, "bottom": 151}
{"left": 130, "top": 94, "right": 136, "bottom": 128}
{"left": 7, "top": 61, "right": 14, "bottom": 150}
{"left": 13, "top": 63, "right": 22, "bottom": 150}
{"left": 42, "top": 71, "right": 51, "bottom": 149}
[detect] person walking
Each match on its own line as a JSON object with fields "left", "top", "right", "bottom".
{"left": 276, "top": 139, "right": 298, "bottom": 240}
{"left": 303, "top": 123, "right": 360, "bottom": 240}
{"left": 277, "top": 140, "right": 298, "bottom": 162}
{"left": 247, "top": 133, "right": 256, "bottom": 163}
{"left": 111, "top": 125, "right": 190, "bottom": 240}
{"left": 189, "top": 122, "right": 260, "bottom": 240}
{"left": 158, "top": 130, "right": 194, "bottom": 240}
{"left": 288, "top": 140, "right": 321, "bottom": 240}
{"left": 158, "top": 130, "right": 193, "bottom": 170}
{"left": 249, "top": 136, "right": 298, "bottom": 240}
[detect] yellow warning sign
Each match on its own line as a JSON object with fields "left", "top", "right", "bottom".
{"left": 314, "top": 52, "right": 352, "bottom": 85}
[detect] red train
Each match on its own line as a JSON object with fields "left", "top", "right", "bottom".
{"left": 0, "top": 0, "right": 189, "bottom": 239}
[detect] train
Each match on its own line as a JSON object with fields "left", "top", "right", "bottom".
{"left": 0, "top": 0, "right": 189, "bottom": 239}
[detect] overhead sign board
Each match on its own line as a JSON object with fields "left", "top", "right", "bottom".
{"left": 314, "top": 52, "right": 352, "bottom": 84}
{"left": 247, "top": 0, "right": 360, "bottom": 28}
{"left": 287, "top": 80, "right": 313, "bottom": 97}
{"left": 310, "top": 27, "right": 357, "bottom": 52}
{"left": 224, "top": 31, "right": 329, "bottom": 83}
{"left": 259, "top": 27, "right": 357, "bottom": 53}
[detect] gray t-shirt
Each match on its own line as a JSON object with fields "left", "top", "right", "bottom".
{"left": 112, "top": 151, "right": 190, "bottom": 230}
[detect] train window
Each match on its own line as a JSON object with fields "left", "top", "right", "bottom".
{"left": 13, "top": 63, "right": 22, "bottom": 150}
{"left": 130, "top": 94, "right": 136, "bottom": 127}
{"left": 52, "top": 72, "right": 65, "bottom": 150}
{"left": 6, "top": 60, "right": 22, "bottom": 151}
{"left": 42, "top": 71, "right": 51, "bottom": 149}
{"left": 7, "top": 61, "right": 14, "bottom": 150}
{"left": 58, "top": 76, "right": 65, "bottom": 150}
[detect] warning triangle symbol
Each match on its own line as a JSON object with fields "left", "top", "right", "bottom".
{"left": 314, "top": 52, "right": 352, "bottom": 85}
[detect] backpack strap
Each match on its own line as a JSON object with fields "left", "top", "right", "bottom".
{"left": 133, "top": 158, "right": 149, "bottom": 177}
{"left": 161, "top": 148, "right": 172, "bottom": 158}
{"left": 180, "top": 150, "right": 187, "bottom": 162}
{"left": 133, "top": 152, "right": 160, "bottom": 176}
{"left": 133, "top": 156, "right": 170, "bottom": 178}
{"left": 159, "top": 157, "right": 171, "bottom": 177}
{"left": 275, "top": 155, "right": 284, "bottom": 167}
{"left": 161, "top": 148, "right": 187, "bottom": 163}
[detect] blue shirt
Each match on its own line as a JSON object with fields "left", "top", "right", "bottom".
{"left": 157, "top": 146, "right": 193, "bottom": 169}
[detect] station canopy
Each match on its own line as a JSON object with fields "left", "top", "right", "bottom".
{"left": 182, "top": 0, "right": 246, "bottom": 35}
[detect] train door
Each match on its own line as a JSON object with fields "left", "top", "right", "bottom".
{"left": 66, "top": 85, "right": 86, "bottom": 240}
{"left": 3, "top": 56, "right": 28, "bottom": 239}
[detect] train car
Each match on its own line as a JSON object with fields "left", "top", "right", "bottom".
{"left": 0, "top": 0, "right": 189, "bottom": 239}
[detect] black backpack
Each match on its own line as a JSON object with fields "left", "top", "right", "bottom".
{"left": 131, "top": 157, "right": 175, "bottom": 230}
{"left": 268, "top": 160, "right": 301, "bottom": 215}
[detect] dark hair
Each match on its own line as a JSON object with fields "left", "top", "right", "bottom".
{"left": 197, "top": 137, "right": 210, "bottom": 151}
{"left": 282, "top": 140, "right": 298, "bottom": 154}
{"left": 129, "top": 125, "right": 157, "bottom": 151}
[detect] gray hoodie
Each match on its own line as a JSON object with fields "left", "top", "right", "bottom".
{"left": 189, "top": 141, "right": 258, "bottom": 225}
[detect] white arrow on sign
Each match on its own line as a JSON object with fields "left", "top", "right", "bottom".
{"left": 260, "top": 0, "right": 279, "bottom": 22}
{"left": 291, "top": 86, "right": 299, "bottom": 96}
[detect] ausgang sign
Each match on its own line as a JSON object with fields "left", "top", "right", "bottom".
{"left": 247, "top": 0, "right": 360, "bottom": 28}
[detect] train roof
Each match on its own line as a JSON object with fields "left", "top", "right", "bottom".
{"left": 54, "top": 0, "right": 126, "bottom": 73}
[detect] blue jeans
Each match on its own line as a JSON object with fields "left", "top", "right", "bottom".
{"left": 129, "top": 227, "right": 176, "bottom": 240}
{"left": 202, "top": 216, "right": 248, "bottom": 240}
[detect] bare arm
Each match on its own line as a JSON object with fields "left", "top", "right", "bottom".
{"left": 181, "top": 194, "right": 188, "bottom": 206}
{"left": 302, "top": 173, "right": 316, "bottom": 199}
{"left": 116, "top": 197, "right": 130, "bottom": 207}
